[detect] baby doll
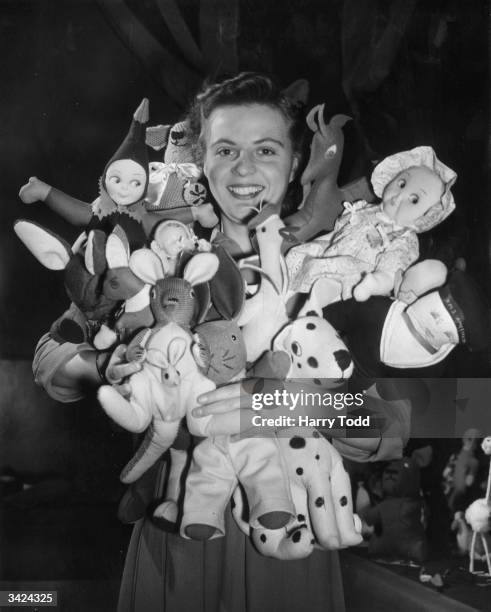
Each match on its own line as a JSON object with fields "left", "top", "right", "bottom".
{"left": 19, "top": 99, "right": 151, "bottom": 250}
{"left": 285, "top": 146, "right": 456, "bottom": 305}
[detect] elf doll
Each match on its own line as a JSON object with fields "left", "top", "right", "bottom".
{"left": 19, "top": 99, "right": 152, "bottom": 250}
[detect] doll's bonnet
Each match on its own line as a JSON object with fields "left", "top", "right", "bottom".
{"left": 371, "top": 146, "right": 456, "bottom": 233}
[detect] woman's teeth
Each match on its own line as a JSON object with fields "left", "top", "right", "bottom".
{"left": 228, "top": 185, "right": 264, "bottom": 198}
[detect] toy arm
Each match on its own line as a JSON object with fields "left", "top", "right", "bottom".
{"left": 44, "top": 187, "right": 93, "bottom": 227}
{"left": 354, "top": 232, "right": 419, "bottom": 302}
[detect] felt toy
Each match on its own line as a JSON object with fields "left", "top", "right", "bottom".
{"left": 442, "top": 428, "right": 482, "bottom": 513}
{"left": 92, "top": 230, "right": 155, "bottom": 350}
{"left": 319, "top": 270, "right": 490, "bottom": 382}
{"left": 100, "top": 248, "right": 220, "bottom": 394}
{"left": 285, "top": 146, "right": 457, "bottom": 305}
{"left": 13, "top": 220, "right": 141, "bottom": 345}
{"left": 98, "top": 263, "right": 296, "bottom": 539}
{"left": 232, "top": 429, "right": 363, "bottom": 560}
{"left": 144, "top": 120, "right": 219, "bottom": 228}
{"left": 153, "top": 320, "right": 247, "bottom": 525}
{"left": 283, "top": 106, "right": 353, "bottom": 242}
{"left": 464, "top": 435, "right": 491, "bottom": 575}
{"left": 19, "top": 99, "right": 152, "bottom": 251}
{"left": 358, "top": 447, "right": 432, "bottom": 563}
{"left": 237, "top": 206, "right": 293, "bottom": 363}
{"left": 229, "top": 315, "right": 361, "bottom": 560}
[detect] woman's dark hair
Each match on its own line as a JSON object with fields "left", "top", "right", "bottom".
{"left": 187, "top": 72, "right": 305, "bottom": 164}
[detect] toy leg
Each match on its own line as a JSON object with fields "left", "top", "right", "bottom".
{"left": 480, "top": 532, "right": 491, "bottom": 576}
{"left": 181, "top": 439, "right": 237, "bottom": 540}
{"left": 153, "top": 448, "right": 187, "bottom": 524}
{"left": 232, "top": 437, "right": 294, "bottom": 530}
{"left": 469, "top": 531, "right": 477, "bottom": 573}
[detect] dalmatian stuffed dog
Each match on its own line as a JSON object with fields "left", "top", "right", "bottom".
{"left": 229, "top": 314, "right": 363, "bottom": 560}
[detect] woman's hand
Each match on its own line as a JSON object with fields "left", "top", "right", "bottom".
{"left": 193, "top": 380, "right": 260, "bottom": 436}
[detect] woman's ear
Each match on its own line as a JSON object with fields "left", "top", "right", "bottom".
{"left": 289, "top": 155, "right": 300, "bottom": 183}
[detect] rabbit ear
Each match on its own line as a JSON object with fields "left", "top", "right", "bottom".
{"left": 209, "top": 244, "right": 245, "bottom": 320}
{"left": 106, "top": 227, "right": 130, "bottom": 269}
{"left": 183, "top": 252, "right": 219, "bottom": 286}
{"left": 85, "top": 230, "right": 107, "bottom": 275}
{"left": 71, "top": 231, "right": 87, "bottom": 255}
{"left": 129, "top": 248, "right": 164, "bottom": 284}
{"left": 14, "top": 219, "right": 72, "bottom": 270}
{"left": 167, "top": 337, "right": 187, "bottom": 366}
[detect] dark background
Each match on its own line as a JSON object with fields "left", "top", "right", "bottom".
{"left": 0, "top": 0, "right": 489, "bottom": 605}
{"left": 1, "top": 0, "right": 489, "bottom": 359}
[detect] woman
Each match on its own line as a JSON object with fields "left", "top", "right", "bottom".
{"left": 116, "top": 73, "right": 348, "bottom": 612}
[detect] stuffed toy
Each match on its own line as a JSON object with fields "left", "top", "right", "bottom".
{"left": 283, "top": 105, "right": 373, "bottom": 244}
{"left": 97, "top": 251, "right": 297, "bottom": 538}
{"left": 149, "top": 219, "right": 204, "bottom": 276}
{"left": 19, "top": 99, "right": 152, "bottom": 251}
{"left": 13, "top": 221, "right": 145, "bottom": 345}
{"left": 179, "top": 313, "right": 362, "bottom": 553}
{"left": 464, "top": 435, "right": 491, "bottom": 575}
{"left": 319, "top": 270, "right": 490, "bottom": 383}
{"left": 285, "top": 146, "right": 457, "bottom": 304}
{"left": 227, "top": 314, "right": 362, "bottom": 560}
{"left": 358, "top": 447, "right": 432, "bottom": 563}
{"left": 237, "top": 207, "right": 292, "bottom": 363}
{"left": 233, "top": 429, "right": 363, "bottom": 560}
{"left": 317, "top": 269, "right": 490, "bottom": 462}
{"left": 443, "top": 428, "right": 482, "bottom": 513}
{"left": 152, "top": 319, "right": 248, "bottom": 526}
{"left": 144, "top": 119, "right": 218, "bottom": 229}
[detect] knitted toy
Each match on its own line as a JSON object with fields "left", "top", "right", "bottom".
{"left": 13, "top": 221, "right": 145, "bottom": 345}
{"left": 19, "top": 99, "right": 152, "bottom": 251}
{"left": 285, "top": 146, "right": 457, "bottom": 305}
{"left": 358, "top": 447, "right": 432, "bottom": 563}
{"left": 144, "top": 120, "right": 219, "bottom": 228}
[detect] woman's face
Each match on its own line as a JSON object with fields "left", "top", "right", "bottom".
{"left": 202, "top": 104, "right": 298, "bottom": 224}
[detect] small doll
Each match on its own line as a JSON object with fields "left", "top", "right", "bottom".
{"left": 19, "top": 99, "right": 151, "bottom": 250}
{"left": 285, "top": 146, "right": 457, "bottom": 305}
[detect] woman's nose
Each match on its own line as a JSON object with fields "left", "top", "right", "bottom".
{"left": 232, "top": 153, "right": 255, "bottom": 176}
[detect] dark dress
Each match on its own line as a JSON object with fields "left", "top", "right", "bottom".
{"left": 118, "top": 501, "right": 345, "bottom": 612}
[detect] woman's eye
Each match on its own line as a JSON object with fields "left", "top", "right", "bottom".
{"left": 410, "top": 194, "right": 419, "bottom": 204}
{"left": 131, "top": 180, "right": 141, "bottom": 188}
{"left": 397, "top": 178, "right": 406, "bottom": 188}
{"left": 217, "top": 148, "right": 233, "bottom": 157}
{"left": 109, "top": 176, "right": 119, "bottom": 184}
{"left": 257, "top": 147, "right": 275, "bottom": 156}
